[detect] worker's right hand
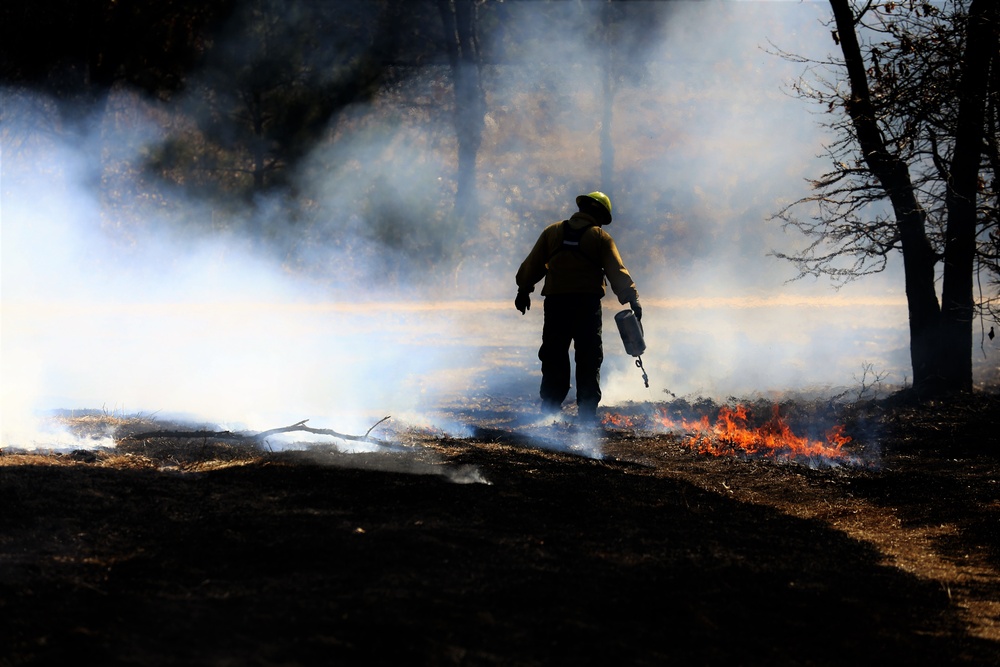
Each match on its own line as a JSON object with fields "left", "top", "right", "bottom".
{"left": 515, "top": 290, "right": 531, "bottom": 315}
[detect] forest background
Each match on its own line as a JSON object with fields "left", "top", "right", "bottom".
{"left": 2, "top": 0, "right": 996, "bottom": 441}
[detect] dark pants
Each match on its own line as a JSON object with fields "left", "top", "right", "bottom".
{"left": 539, "top": 294, "right": 604, "bottom": 417}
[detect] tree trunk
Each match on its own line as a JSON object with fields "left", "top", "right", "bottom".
{"left": 439, "top": 0, "right": 484, "bottom": 226}
{"left": 940, "top": 0, "right": 999, "bottom": 393}
{"left": 599, "top": 2, "right": 615, "bottom": 195}
{"left": 600, "top": 66, "right": 614, "bottom": 193}
{"left": 829, "top": 0, "right": 943, "bottom": 393}
{"left": 251, "top": 90, "right": 267, "bottom": 193}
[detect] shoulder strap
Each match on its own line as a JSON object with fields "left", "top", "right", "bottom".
{"left": 547, "top": 220, "right": 602, "bottom": 269}
{"left": 562, "top": 220, "right": 586, "bottom": 247}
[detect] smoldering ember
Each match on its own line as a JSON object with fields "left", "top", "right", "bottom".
{"left": 2, "top": 0, "right": 999, "bottom": 665}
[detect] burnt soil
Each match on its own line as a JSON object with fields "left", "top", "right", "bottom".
{"left": 2, "top": 394, "right": 999, "bottom": 666}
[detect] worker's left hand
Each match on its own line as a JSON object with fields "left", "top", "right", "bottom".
{"left": 515, "top": 290, "right": 531, "bottom": 315}
{"left": 630, "top": 298, "right": 642, "bottom": 322}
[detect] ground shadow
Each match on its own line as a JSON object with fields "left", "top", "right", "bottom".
{"left": 2, "top": 442, "right": 997, "bottom": 665}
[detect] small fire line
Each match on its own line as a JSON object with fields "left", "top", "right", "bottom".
{"left": 603, "top": 403, "right": 856, "bottom": 465}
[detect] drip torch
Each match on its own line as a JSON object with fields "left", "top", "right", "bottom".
{"left": 614, "top": 309, "right": 648, "bottom": 388}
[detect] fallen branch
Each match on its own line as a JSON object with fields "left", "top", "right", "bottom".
{"left": 252, "top": 418, "right": 392, "bottom": 447}
{"left": 122, "top": 417, "right": 393, "bottom": 448}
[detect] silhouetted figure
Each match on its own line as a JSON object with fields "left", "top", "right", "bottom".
{"left": 515, "top": 191, "right": 642, "bottom": 423}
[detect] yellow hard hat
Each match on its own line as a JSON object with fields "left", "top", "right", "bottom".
{"left": 576, "top": 191, "right": 612, "bottom": 222}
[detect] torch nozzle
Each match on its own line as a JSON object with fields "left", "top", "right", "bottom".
{"left": 636, "top": 356, "right": 649, "bottom": 389}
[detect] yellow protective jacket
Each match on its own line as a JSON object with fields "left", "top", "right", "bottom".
{"left": 515, "top": 212, "right": 638, "bottom": 304}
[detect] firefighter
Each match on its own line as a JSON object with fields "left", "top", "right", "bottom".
{"left": 514, "top": 191, "right": 642, "bottom": 423}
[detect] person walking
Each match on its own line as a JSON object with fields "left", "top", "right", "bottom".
{"left": 514, "top": 191, "right": 642, "bottom": 423}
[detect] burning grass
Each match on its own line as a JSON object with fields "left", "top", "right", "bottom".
{"left": 602, "top": 395, "right": 882, "bottom": 468}
{"left": 5, "top": 389, "right": 995, "bottom": 476}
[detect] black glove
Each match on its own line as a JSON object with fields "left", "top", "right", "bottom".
{"left": 630, "top": 298, "right": 642, "bottom": 322}
{"left": 515, "top": 290, "right": 531, "bottom": 315}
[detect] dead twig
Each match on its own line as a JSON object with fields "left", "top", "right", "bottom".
{"left": 365, "top": 416, "right": 392, "bottom": 439}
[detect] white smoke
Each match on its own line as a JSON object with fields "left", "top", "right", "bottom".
{"left": 478, "top": 0, "right": 918, "bottom": 403}
{"left": 0, "top": 95, "right": 481, "bottom": 449}
{"left": 3, "top": 1, "right": 991, "bottom": 457}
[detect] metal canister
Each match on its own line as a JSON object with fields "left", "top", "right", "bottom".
{"left": 614, "top": 309, "right": 645, "bottom": 357}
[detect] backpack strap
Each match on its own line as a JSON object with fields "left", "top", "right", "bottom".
{"left": 547, "top": 220, "right": 601, "bottom": 268}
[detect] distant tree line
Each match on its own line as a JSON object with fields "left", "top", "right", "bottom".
{"left": 1, "top": 0, "right": 671, "bottom": 278}
{"left": 2, "top": 1, "right": 452, "bottom": 194}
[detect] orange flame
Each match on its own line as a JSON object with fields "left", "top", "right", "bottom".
{"left": 603, "top": 403, "right": 853, "bottom": 464}
{"left": 602, "top": 413, "right": 641, "bottom": 429}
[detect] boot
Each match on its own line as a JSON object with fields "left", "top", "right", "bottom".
{"left": 577, "top": 401, "right": 598, "bottom": 425}
{"left": 541, "top": 399, "right": 562, "bottom": 417}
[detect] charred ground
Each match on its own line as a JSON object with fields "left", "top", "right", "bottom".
{"left": 2, "top": 393, "right": 999, "bottom": 666}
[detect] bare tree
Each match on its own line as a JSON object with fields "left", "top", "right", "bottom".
{"left": 774, "top": 0, "right": 999, "bottom": 395}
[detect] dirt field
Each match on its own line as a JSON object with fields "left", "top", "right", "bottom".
{"left": 2, "top": 394, "right": 999, "bottom": 666}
